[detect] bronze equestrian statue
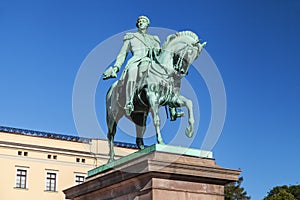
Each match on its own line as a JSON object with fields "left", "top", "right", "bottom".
{"left": 103, "top": 16, "right": 206, "bottom": 162}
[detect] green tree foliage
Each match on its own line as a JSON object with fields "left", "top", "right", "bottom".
{"left": 289, "top": 185, "right": 300, "bottom": 200}
{"left": 264, "top": 185, "right": 300, "bottom": 200}
{"left": 225, "top": 177, "right": 251, "bottom": 200}
{"left": 264, "top": 190, "right": 296, "bottom": 200}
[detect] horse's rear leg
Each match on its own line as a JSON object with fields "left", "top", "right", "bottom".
{"left": 107, "top": 117, "right": 117, "bottom": 163}
{"left": 132, "top": 112, "right": 148, "bottom": 149}
{"left": 106, "top": 111, "right": 122, "bottom": 163}
{"left": 136, "top": 125, "right": 146, "bottom": 149}
{"left": 134, "top": 112, "right": 148, "bottom": 149}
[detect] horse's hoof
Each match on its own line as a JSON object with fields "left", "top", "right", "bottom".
{"left": 157, "top": 138, "right": 165, "bottom": 145}
{"left": 136, "top": 138, "right": 145, "bottom": 149}
{"left": 185, "top": 126, "right": 194, "bottom": 138}
{"left": 107, "top": 158, "right": 114, "bottom": 163}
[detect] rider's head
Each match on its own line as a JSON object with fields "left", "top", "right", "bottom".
{"left": 136, "top": 15, "right": 150, "bottom": 29}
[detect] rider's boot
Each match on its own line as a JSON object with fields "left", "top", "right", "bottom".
{"left": 124, "top": 81, "right": 135, "bottom": 116}
{"left": 169, "top": 107, "right": 185, "bottom": 121}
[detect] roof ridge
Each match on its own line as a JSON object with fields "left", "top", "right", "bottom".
{"left": 0, "top": 125, "right": 91, "bottom": 143}
{"left": 0, "top": 125, "right": 139, "bottom": 149}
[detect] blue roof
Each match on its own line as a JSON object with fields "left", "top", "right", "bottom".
{"left": 0, "top": 125, "right": 138, "bottom": 149}
{"left": 0, "top": 125, "right": 91, "bottom": 143}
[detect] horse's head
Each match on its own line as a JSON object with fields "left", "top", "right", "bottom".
{"left": 161, "top": 31, "right": 206, "bottom": 77}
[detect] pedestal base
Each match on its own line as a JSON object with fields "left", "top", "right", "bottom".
{"left": 64, "top": 145, "right": 240, "bottom": 200}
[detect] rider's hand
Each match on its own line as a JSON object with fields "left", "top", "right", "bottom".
{"left": 103, "top": 66, "right": 118, "bottom": 80}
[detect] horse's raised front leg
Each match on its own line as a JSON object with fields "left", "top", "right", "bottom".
{"left": 176, "top": 95, "right": 195, "bottom": 138}
{"left": 149, "top": 96, "right": 165, "bottom": 145}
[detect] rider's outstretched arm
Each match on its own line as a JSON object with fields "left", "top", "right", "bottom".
{"left": 103, "top": 33, "right": 132, "bottom": 80}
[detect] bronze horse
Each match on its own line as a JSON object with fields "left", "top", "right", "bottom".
{"left": 105, "top": 31, "right": 206, "bottom": 162}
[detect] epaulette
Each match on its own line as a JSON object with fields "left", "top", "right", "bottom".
{"left": 124, "top": 33, "right": 134, "bottom": 41}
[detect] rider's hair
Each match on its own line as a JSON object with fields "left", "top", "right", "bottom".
{"left": 136, "top": 15, "right": 150, "bottom": 28}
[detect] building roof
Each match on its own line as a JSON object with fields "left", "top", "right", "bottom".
{"left": 0, "top": 125, "right": 138, "bottom": 149}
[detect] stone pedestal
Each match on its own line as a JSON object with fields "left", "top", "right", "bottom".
{"left": 64, "top": 144, "right": 240, "bottom": 200}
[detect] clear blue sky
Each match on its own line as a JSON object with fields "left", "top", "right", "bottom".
{"left": 1, "top": 1, "right": 300, "bottom": 199}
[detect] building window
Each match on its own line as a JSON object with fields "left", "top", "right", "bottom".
{"left": 47, "top": 155, "right": 57, "bottom": 160}
{"left": 75, "top": 175, "right": 85, "bottom": 185}
{"left": 45, "top": 171, "right": 57, "bottom": 192}
{"left": 17, "top": 151, "right": 28, "bottom": 156}
{"left": 15, "top": 168, "right": 28, "bottom": 189}
{"left": 76, "top": 158, "right": 86, "bottom": 163}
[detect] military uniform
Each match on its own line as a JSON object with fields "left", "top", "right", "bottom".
{"left": 109, "top": 31, "right": 160, "bottom": 115}
{"left": 114, "top": 32, "right": 160, "bottom": 82}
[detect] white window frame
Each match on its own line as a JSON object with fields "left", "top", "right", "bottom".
{"left": 15, "top": 166, "right": 29, "bottom": 189}
{"left": 74, "top": 172, "right": 86, "bottom": 185}
{"left": 45, "top": 169, "right": 58, "bottom": 192}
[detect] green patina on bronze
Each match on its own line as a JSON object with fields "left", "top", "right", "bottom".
{"left": 103, "top": 16, "right": 207, "bottom": 163}
{"left": 88, "top": 144, "right": 213, "bottom": 177}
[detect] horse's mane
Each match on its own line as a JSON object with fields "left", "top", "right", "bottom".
{"left": 161, "top": 31, "right": 199, "bottom": 50}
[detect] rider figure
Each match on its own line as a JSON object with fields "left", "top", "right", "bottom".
{"left": 103, "top": 15, "right": 160, "bottom": 116}
{"left": 103, "top": 15, "right": 185, "bottom": 120}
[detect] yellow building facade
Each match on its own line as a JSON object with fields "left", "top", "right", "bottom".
{"left": 0, "top": 126, "right": 137, "bottom": 200}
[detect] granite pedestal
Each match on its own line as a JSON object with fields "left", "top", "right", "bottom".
{"left": 64, "top": 144, "right": 241, "bottom": 200}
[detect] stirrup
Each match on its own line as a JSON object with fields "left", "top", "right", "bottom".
{"left": 124, "top": 102, "right": 134, "bottom": 116}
